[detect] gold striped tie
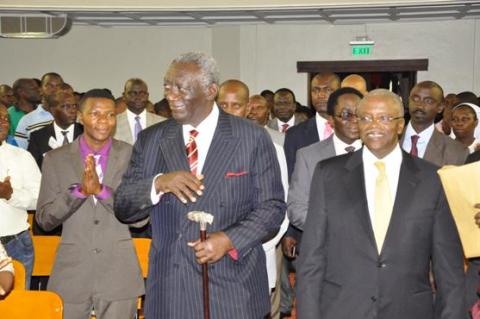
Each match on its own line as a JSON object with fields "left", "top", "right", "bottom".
{"left": 373, "top": 161, "right": 393, "bottom": 253}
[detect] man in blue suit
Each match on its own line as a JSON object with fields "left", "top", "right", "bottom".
{"left": 114, "top": 52, "right": 285, "bottom": 319}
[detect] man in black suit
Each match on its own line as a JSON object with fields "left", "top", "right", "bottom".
{"left": 114, "top": 52, "right": 285, "bottom": 319}
{"left": 28, "top": 91, "right": 83, "bottom": 169}
{"left": 28, "top": 90, "right": 82, "bottom": 236}
{"left": 297, "top": 89, "right": 465, "bottom": 319}
{"left": 284, "top": 72, "right": 340, "bottom": 178}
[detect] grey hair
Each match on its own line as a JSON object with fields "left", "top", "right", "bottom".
{"left": 171, "top": 52, "right": 220, "bottom": 89}
{"left": 359, "top": 89, "right": 404, "bottom": 116}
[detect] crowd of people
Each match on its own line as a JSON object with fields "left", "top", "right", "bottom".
{"left": 0, "top": 51, "right": 479, "bottom": 319}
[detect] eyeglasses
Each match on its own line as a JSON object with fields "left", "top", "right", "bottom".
{"left": 357, "top": 114, "right": 403, "bottom": 125}
{"left": 334, "top": 111, "right": 358, "bottom": 122}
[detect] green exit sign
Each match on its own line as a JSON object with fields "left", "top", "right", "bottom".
{"left": 352, "top": 45, "right": 373, "bottom": 56}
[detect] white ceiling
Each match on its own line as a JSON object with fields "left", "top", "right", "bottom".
{"left": 0, "top": 1, "right": 479, "bottom": 27}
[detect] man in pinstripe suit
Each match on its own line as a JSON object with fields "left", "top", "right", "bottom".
{"left": 114, "top": 52, "right": 286, "bottom": 319}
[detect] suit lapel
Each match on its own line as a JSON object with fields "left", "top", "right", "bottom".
{"left": 68, "top": 139, "right": 85, "bottom": 182}
{"left": 306, "top": 117, "right": 320, "bottom": 143}
{"left": 381, "top": 152, "right": 420, "bottom": 255}
{"left": 102, "top": 139, "right": 120, "bottom": 187}
{"left": 73, "top": 123, "right": 83, "bottom": 139}
{"left": 159, "top": 122, "right": 190, "bottom": 172}
{"left": 343, "top": 149, "right": 377, "bottom": 252}
{"left": 200, "top": 111, "right": 239, "bottom": 199}
{"left": 424, "top": 129, "right": 443, "bottom": 164}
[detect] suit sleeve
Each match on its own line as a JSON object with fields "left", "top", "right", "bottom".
{"left": 223, "top": 130, "right": 286, "bottom": 259}
{"left": 114, "top": 132, "right": 155, "bottom": 223}
{"left": 27, "top": 133, "right": 43, "bottom": 169}
{"left": 284, "top": 129, "right": 297, "bottom": 180}
{"left": 431, "top": 184, "right": 467, "bottom": 319}
{"left": 36, "top": 152, "right": 87, "bottom": 231}
{"left": 287, "top": 149, "right": 311, "bottom": 230}
{"left": 296, "top": 162, "right": 328, "bottom": 319}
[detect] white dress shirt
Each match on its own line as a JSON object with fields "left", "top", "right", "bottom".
{"left": 332, "top": 134, "right": 362, "bottom": 155}
{"left": 53, "top": 122, "right": 75, "bottom": 144}
{"left": 402, "top": 122, "right": 435, "bottom": 158}
{"left": 277, "top": 115, "right": 295, "bottom": 133}
{"left": 0, "top": 142, "right": 41, "bottom": 236}
{"left": 362, "top": 144, "right": 403, "bottom": 225}
{"left": 151, "top": 104, "right": 219, "bottom": 203}
{"left": 126, "top": 109, "right": 147, "bottom": 141}
{"left": 315, "top": 113, "right": 331, "bottom": 141}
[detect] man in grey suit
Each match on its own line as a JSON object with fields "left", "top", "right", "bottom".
{"left": 288, "top": 87, "right": 363, "bottom": 229}
{"left": 114, "top": 78, "right": 165, "bottom": 145}
{"left": 114, "top": 52, "right": 285, "bottom": 319}
{"left": 402, "top": 81, "right": 468, "bottom": 166}
{"left": 248, "top": 94, "right": 284, "bottom": 146}
{"left": 297, "top": 89, "right": 466, "bottom": 319}
{"left": 36, "top": 89, "right": 144, "bottom": 319}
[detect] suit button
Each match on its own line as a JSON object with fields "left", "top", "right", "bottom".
{"left": 377, "top": 262, "right": 386, "bottom": 268}
{"left": 94, "top": 220, "right": 100, "bottom": 225}
{"left": 371, "top": 296, "right": 377, "bottom": 302}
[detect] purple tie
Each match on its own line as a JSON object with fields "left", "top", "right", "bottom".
{"left": 134, "top": 116, "right": 142, "bottom": 142}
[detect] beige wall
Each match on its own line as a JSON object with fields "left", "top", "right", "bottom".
{"left": 0, "top": 18, "right": 478, "bottom": 103}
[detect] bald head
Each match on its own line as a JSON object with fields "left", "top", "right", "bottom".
{"left": 123, "top": 78, "right": 149, "bottom": 114}
{"left": 217, "top": 79, "right": 250, "bottom": 118}
{"left": 341, "top": 74, "right": 368, "bottom": 95}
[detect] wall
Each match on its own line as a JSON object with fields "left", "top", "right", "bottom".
{"left": 0, "top": 18, "right": 478, "bottom": 104}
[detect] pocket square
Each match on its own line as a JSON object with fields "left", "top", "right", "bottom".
{"left": 225, "top": 171, "right": 248, "bottom": 177}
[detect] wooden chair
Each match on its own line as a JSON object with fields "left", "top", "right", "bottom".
{"left": 11, "top": 260, "right": 26, "bottom": 290}
{"left": 32, "top": 235, "right": 61, "bottom": 277}
{"left": 133, "top": 238, "right": 151, "bottom": 319}
{"left": 0, "top": 290, "right": 63, "bottom": 319}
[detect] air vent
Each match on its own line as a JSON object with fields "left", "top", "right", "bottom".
{"left": 0, "top": 14, "right": 71, "bottom": 38}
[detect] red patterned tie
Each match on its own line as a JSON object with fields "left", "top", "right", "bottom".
{"left": 410, "top": 135, "right": 419, "bottom": 157}
{"left": 281, "top": 123, "right": 289, "bottom": 133}
{"left": 186, "top": 129, "right": 199, "bottom": 175}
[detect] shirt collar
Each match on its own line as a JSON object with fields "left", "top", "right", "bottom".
{"left": 53, "top": 122, "right": 74, "bottom": 135}
{"left": 183, "top": 102, "right": 219, "bottom": 136}
{"left": 363, "top": 142, "right": 403, "bottom": 166}
{"left": 126, "top": 108, "right": 147, "bottom": 122}
{"left": 404, "top": 122, "right": 435, "bottom": 143}
{"left": 277, "top": 115, "right": 295, "bottom": 127}
{"left": 332, "top": 134, "right": 362, "bottom": 154}
{"left": 79, "top": 135, "right": 112, "bottom": 158}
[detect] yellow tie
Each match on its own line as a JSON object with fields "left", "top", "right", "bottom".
{"left": 373, "top": 161, "right": 393, "bottom": 253}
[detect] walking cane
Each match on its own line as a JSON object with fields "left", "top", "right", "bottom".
{"left": 187, "top": 211, "right": 214, "bottom": 319}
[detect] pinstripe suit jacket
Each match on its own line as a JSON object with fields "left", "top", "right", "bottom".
{"left": 114, "top": 109, "right": 286, "bottom": 319}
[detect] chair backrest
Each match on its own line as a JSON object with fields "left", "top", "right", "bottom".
{"left": 0, "top": 290, "right": 63, "bottom": 319}
{"left": 32, "top": 235, "right": 61, "bottom": 276}
{"left": 132, "top": 238, "right": 151, "bottom": 278}
{"left": 11, "top": 260, "right": 26, "bottom": 290}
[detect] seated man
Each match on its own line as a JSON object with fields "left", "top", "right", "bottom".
{"left": 36, "top": 89, "right": 144, "bottom": 319}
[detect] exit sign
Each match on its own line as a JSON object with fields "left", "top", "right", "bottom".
{"left": 352, "top": 45, "right": 373, "bottom": 56}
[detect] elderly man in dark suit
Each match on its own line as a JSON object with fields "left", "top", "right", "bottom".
{"left": 297, "top": 89, "right": 465, "bottom": 319}
{"left": 36, "top": 89, "right": 144, "bottom": 319}
{"left": 114, "top": 52, "right": 285, "bottom": 319}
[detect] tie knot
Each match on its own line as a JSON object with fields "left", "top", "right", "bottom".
{"left": 190, "top": 129, "right": 199, "bottom": 138}
{"left": 374, "top": 161, "right": 386, "bottom": 173}
{"left": 135, "top": 116, "right": 141, "bottom": 122}
{"left": 345, "top": 146, "right": 355, "bottom": 153}
{"left": 93, "top": 154, "right": 101, "bottom": 165}
{"left": 61, "top": 130, "right": 68, "bottom": 136}
{"left": 411, "top": 135, "right": 420, "bottom": 144}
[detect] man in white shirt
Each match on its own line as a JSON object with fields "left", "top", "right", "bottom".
{"left": 114, "top": 52, "right": 285, "bottom": 319}
{"left": 0, "top": 103, "right": 41, "bottom": 289}
{"left": 114, "top": 78, "right": 165, "bottom": 145}
{"left": 297, "top": 89, "right": 465, "bottom": 319}
{"left": 402, "top": 81, "right": 468, "bottom": 166}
